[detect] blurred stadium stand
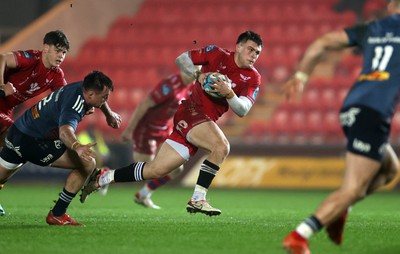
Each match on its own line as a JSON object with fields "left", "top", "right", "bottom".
{"left": 2, "top": 0, "right": 398, "bottom": 185}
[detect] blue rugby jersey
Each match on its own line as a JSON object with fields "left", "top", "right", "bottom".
{"left": 14, "top": 82, "right": 88, "bottom": 139}
{"left": 343, "top": 14, "right": 400, "bottom": 117}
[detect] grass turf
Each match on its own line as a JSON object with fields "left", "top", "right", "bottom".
{"left": 1, "top": 184, "right": 399, "bottom": 254}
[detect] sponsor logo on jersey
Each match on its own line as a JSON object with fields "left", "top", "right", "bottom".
{"left": 26, "top": 82, "right": 40, "bottom": 94}
{"left": 161, "top": 83, "right": 172, "bottom": 95}
{"left": 22, "top": 51, "right": 32, "bottom": 58}
{"left": 40, "top": 154, "right": 54, "bottom": 163}
{"left": 205, "top": 45, "right": 217, "bottom": 52}
{"left": 358, "top": 71, "right": 390, "bottom": 81}
{"left": 368, "top": 33, "right": 400, "bottom": 44}
{"left": 352, "top": 138, "right": 371, "bottom": 153}
{"left": 0, "top": 113, "right": 12, "bottom": 122}
{"left": 252, "top": 87, "right": 259, "bottom": 99}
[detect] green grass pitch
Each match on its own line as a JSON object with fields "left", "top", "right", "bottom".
{"left": 1, "top": 184, "right": 399, "bottom": 254}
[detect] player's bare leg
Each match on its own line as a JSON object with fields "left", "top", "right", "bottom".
{"left": 46, "top": 150, "right": 95, "bottom": 226}
{"left": 366, "top": 145, "right": 399, "bottom": 194}
{"left": 185, "top": 121, "right": 229, "bottom": 216}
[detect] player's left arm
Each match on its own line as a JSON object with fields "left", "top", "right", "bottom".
{"left": 100, "top": 102, "right": 122, "bottom": 129}
{"left": 282, "top": 29, "right": 350, "bottom": 102}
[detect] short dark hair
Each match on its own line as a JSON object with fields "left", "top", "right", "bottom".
{"left": 82, "top": 70, "right": 114, "bottom": 92}
{"left": 236, "top": 30, "right": 263, "bottom": 47}
{"left": 43, "top": 30, "right": 70, "bottom": 50}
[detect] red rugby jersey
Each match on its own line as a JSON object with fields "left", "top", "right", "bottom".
{"left": 2, "top": 50, "right": 66, "bottom": 113}
{"left": 189, "top": 45, "right": 261, "bottom": 121}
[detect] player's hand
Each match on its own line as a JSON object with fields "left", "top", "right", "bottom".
{"left": 106, "top": 111, "right": 122, "bottom": 129}
{"left": 209, "top": 75, "right": 232, "bottom": 96}
{"left": 3, "top": 82, "right": 16, "bottom": 96}
{"left": 281, "top": 78, "right": 305, "bottom": 102}
{"left": 197, "top": 72, "right": 211, "bottom": 86}
{"left": 74, "top": 142, "right": 97, "bottom": 162}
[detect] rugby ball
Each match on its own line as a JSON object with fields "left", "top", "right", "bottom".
{"left": 202, "top": 73, "right": 229, "bottom": 98}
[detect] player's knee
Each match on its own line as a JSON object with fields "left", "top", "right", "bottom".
{"left": 169, "top": 166, "right": 184, "bottom": 179}
{"left": 0, "top": 158, "right": 23, "bottom": 183}
{"left": 83, "top": 158, "right": 96, "bottom": 175}
{"left": 382, "top": 146, "right": 399, "bottom": 183}
{"left": 212, "top": 138, "right": 230, "bottom": 159}
{"left": 145, "top": 162, "right": 168, "bottom": 179}
{"left": 340, "top": 185, "right": 366, "bottom": 203}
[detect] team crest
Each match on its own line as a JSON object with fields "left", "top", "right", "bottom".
{"left": 240, "top": 74, "right": 251, "bottom": 82}
{"left": 54, "top": 140, "right": 63, "bottom": 149}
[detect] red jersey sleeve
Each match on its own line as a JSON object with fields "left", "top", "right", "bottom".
{"left": 50, "top": 68, "right": 67, "bottom": 91}
{"left": 13, "top": 50, "right": 38, "bottom": 69}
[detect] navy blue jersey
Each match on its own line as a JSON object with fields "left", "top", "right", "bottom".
{"left": 14, "top": 82, "right": 88, "bottom": 139}
{"left": 342, "top": 14, "right": 400, "bottom": 118}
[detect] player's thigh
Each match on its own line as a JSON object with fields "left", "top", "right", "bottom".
{"left": 341, "top": 151, "right": 381, "bottom": 193}
{"left": 188, "top": 121, "right": 228, "bottom": 152}
{"left": 133, "top": 151, "right": 154, "bottom": 162}
{"left": 149, "top": 142, "right": 186, "bottom": 175}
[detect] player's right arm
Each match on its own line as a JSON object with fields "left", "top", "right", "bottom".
{"left": 120, "top": 95, "right": 156, "bottom": 142}
{"left": 0, "top": 52, "right": 17, "bottom": 97}
{"left": 176, "top": 52, "right": 204, "bottom": 83}
{"left": 282, "top": 29, "right": 350, "bottom": 102}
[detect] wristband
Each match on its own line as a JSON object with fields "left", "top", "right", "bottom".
{"left": 71, "top": 141, "right": 80, "bottom": 150}
{"left": 294, "top": 71, "right": 309, "bottom": 83}
{"left": 226, "top": 89, "right": 235, "bottom": 99}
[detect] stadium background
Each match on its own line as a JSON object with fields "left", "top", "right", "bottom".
{"left": 1, "top": 0, "right": 399, "bottom": 190}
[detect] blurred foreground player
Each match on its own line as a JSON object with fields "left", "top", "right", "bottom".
{"left": 120, "top": 71, "right": 194, "bottom": 209}
{"left": 81, "top": 31, "right": 263, "bottom": 216}
{"left": 282, "top": 1, "right": 400, "bottom": 253}
{"left": 0, "top": 71, "right": 117, "bottom": 225}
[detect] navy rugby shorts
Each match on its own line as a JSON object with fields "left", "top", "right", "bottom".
{"left": 340, "top": 106, "right": 390, "bottom": 161}
{"left": 0, "top": 125, "right": 67, "bottom": 166}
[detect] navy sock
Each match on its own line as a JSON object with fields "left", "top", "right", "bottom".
{"left": 52, "top": 188, "right": 76, "bottom": 216}
{"left": 305, "top": 215, "right": 323, "bottom": 232}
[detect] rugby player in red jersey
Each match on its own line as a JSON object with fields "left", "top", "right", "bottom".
{"left": 120, "top": 71, "right": 195, "bottom": 209}
{"left": 81, "top": 31, "right": 263, "bottom": 216}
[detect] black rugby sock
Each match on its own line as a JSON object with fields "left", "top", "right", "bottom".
{"left": 52, "top": 188, "right": 76, "bottom": 216}
{"left": 114, "top": 162, "right": 146, "bottom": 182}
{"left": 196, "top": 160, "right": 220, "bottom": 189}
